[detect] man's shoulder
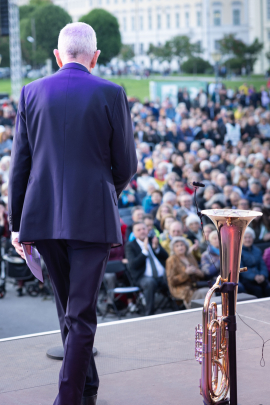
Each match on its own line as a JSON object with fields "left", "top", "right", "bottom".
{"left": 125, "top": 239, "right": 139, "bottom": 250}
{"left": 24, "top": 71, "right": 123, "bottom": 96}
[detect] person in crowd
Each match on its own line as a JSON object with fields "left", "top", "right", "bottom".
{"left": 177, "top": 194, "right": 196, "bottom": 219}
{"left": 126, "top": 206, "right": 144, "bottom": 240}
{"left": 240, "top": 228, "right": 270, "bottom": 298}
{"left": 143, "top": 189, "right": 163, "bottom": 215}
{"left": 118, "top": 183, "right": 140, "bottom": 209}
{"left": 125, "top": 222, "right": 169, "bottom": 316}
{"left": 185, "top": 214, "right": 203, "bottom": 246}
{"left": 137, "top": 169, "right": 159, "bottom": 193}
{"left": 154, "top": 203, "right": 175, "bottom": 232}
{"left": 262, "top": 246, "right": 270, "bottom": 279}
{"left": 143, "top": 214, "right": 160, "bottom": 239}
{"left": 159, "top": 215, "right": 176, "bottom": 242}
{"left": 162, "top": 172, "right": 180, "bottom": 194}
{"left": 201, "top": 230, "right": 220, "bottom": 282}
{"left": 246, "top": 180, "right": 264, "bottom": 204}
{"left": 0, "top": 128, "right": 13, "bottom": 157}
{"left": 224, "top": 112, "right": 241, "bottom": 146}
{"left": 165, "top": 237, "right": 207, "bottom": 308}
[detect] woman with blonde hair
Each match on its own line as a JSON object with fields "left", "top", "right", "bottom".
{"left": 166, "top": 237, "right": 207, "bottom": 308}
{"left": 159, "top": 214, "right": 175, "bottom": 242}
{"left": 154, "top": 203, "right": 175, "bottom": 232}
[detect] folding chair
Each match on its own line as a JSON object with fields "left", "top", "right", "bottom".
{"left": 102, "top": 260, "right": 141, "bottom": 320}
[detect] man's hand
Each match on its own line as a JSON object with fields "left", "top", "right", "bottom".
{"left": 12, "top": 237, "right": 25, "bottom": 259}
{"left": 143, "top": 237, "right": 149, "bottom": 251}
{"left": 12, "top": 237, "right": 34, "bottom": 260}
{"left": 151, "top": 236, "right": 159, "bottom": 250}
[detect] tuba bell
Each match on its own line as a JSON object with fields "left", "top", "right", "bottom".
{"left": 195, "top": 209, "right": 262, "bottom": 404}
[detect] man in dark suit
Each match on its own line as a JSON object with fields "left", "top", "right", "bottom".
{"left": 9, "top": 22, "right": 137, "bottom": 405}
{"left": 125, "top": 222, "right": 168, "bottom": 315}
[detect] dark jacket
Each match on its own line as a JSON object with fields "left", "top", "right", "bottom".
{"left": 125, "top": 239, "right": 168, "bottom": 284}
{"left": 8, "top": 63, "right": 137, "bottom": 245}
{"left": 240, "top": 245, "right": 268, "bottom": 282}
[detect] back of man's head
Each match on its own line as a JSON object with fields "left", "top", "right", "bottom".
{"left": 58, "top": 22, "right": 97, "bottom": 63}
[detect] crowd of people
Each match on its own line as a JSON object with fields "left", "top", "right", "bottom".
{"left": 113, "top": 82, "right": 270, "bottom": 315}
{"left": 2, "top": 81, "right": 270, "bottom": 311}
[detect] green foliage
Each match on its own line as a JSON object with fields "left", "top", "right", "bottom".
{"left": 218, "top": 34, "right": 263, "bottom": 72}
{"left": 20, "top": 4, "right": 71, "bottom": 67}
{"left": 224, "top": 57, "right": 243, "bottom": 73}
{"left": 19, "top": 5, "right": 37, "bottom": 20}
{"left": 149, "top": 36, "right": 202, "bottom": 71}
{"left": 0, "top": 37, "right": 10, "bottom": 67}
{"left": 120, "top": 44, "right": 134, "bottom": 62}
{"left": 181, "top": 57, "right": 213, "bottom": 74}
{"left": 79, "top": 9, "right": 121, "bottom": 66}
{"left": 147, "top": 41, "right": 173, "bottom": 62}
{"left": 29, "top": 0, "right": 52, "bottom": 5}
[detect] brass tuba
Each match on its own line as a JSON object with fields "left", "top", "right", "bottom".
{"left": 195, "top": 209, "right": 262, "bottom": 404}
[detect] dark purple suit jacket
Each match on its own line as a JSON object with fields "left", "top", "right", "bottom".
{"left": 8, "top": 63, "right": 137, "bottom": 245}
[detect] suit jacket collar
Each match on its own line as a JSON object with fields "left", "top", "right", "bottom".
{"left": 59, "top": 62, "right": 90, "bottom": 74}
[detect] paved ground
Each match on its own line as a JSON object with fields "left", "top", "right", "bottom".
{"left": 0, "top": 279, "right": 171, "bottom": 339}
{"left": 1, "top": 299, "right": 270, "bottom": 405}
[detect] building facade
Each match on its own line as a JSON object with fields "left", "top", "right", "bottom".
{"left": 17, "top": 0, "right": 270, "bottom": 73}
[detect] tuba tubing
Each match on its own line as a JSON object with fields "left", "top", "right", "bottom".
{"left": 195, "top": 209, "right": 262, "bottom": 405}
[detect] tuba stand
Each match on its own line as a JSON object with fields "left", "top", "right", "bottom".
{"left": 216, "top": 282, "right": 238, "bottom": 405}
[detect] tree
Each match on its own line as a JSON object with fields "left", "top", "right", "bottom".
{"left": 20, "top": 4, "right": 71, "bottom": 67}
{"left": 119, "top": 44, "right": 134, "bottom": 62}
{"left": 218, "top": 34, "right": 263, "bottom": 73}
{"left": 170, "top": 35, "right": 196, "bottom": 71}
{"left": 79, "top": 9, "right": 121, "bottom": 66}
{"left": 147, "top": 41, "right": 173, "bottom": 63}
{"left": 181, "top": 57, "right": 213, "bottom": 74}
{"left": 29, "top": 0, "right": 51, "bottom": 5}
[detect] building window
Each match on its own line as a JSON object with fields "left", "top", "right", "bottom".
{"left": 131, "top": 44, "right": 135, "bottom": 53}
{"left": 214, "top": 40, "right": 220, "bottom": 51}
{"left": 140, "top": 43, "right": 144, "bottom": 54}
{"left": 213, "top": 10, "right": 221, "bottom": 26}
{"left": 131, "top": 16, "right": 135, "bottom": 31}
{"left": 157, "top": 14, "right": 161, "bottom": 29}
{"left": 196, "top": 11, "right": 202, "bottom": 27}
{"left": 185, "top": 12, "right": 189, "bottom": 27}
{"left": 268, "top": 0, "right": 270, "bottom": 20}
{"left": 140, "top": 16, "right": 143, "bottom": 30}
{"left": 167, "top": 14, "right": 170, "bottom": 29}
{"left": 268, "top": 29, "right": 270, "bottom": 41}
{"left": 233, "top": 9, "right": 240, "bottom": 25}
{"left": 123, "top": 16, "right": 127, "bottom": 31}
{"left": 148, "top": 14, "right": 152, "bottom": 29}
{"left": 175, "top": 12, "right": 180, "bottom": 28}
{"left": 98, "top": 0, "right": 102, "bottom": 4}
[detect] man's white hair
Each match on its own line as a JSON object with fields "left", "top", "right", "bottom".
{"left": 58, "top": 22, "right": 97, "bottom": 60}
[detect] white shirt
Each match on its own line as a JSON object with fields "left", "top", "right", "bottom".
{"left": 136, "top": 238, "right": 165, "bottom": 278}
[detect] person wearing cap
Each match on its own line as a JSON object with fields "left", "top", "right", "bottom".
{"left": 240, "top": 228, "right": 270, "bottom": 298}
{"left": 165, "top": 236, "right": 207, "bottom": 308}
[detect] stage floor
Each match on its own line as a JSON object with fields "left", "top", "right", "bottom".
{"left": 0, "top": 298, "right": 270, "bottom": 405}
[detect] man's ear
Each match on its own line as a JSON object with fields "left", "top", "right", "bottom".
{"left": 53, "top": 49, "right": 63, "bottom": 68}
{"left": 90, "top": 50, "right": 101, "bottom": 71}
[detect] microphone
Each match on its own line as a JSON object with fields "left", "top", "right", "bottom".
{"left": 193, "top": 182, "right": 205, "bottom": 188}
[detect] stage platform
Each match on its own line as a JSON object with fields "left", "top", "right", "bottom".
{"left": 0, "top": 298, "right": 270, "bottom": 405}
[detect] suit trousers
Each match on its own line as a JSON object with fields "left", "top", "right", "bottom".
{"left": 138, "top": 275, "right": 167, "bottom": 316}
{"left": 35, "top": 239, "right": 111, "bottom": 405}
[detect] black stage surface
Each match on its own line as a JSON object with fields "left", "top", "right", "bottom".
{"left": 0, "top": 298, "right": 270, "bottom": 405}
